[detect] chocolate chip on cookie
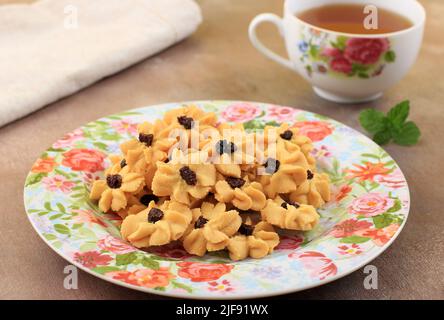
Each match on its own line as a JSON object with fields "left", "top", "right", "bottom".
{"left": 140, "top": 194, "right": 159, "bottom": 206}
{"left": 307, "top": 170, "right": 314, "bottom": 180}
{"left": 148, "top": 208, "right": 164, "bottom": 223}
{"left": 283, "top": 200, "right": 300, "bottom": 209}
{"left": 238, "top": 223, "right": 254, "bottom": 236}
{"left": 139, "top": 133, "right": 154, "bottom": 146}
{"left": 226, "top": 177, "right": 246, "bottom": 189}
{"left": 177, "top": 116, "right": 194, "bottom": 129}
{"left": 215, "top": 140, "right": 237, "bottom": 155}
{"left": 106, "top": 174, "right": 122, "bottom": 189}
{"left": 280, "top": 130, "right": 293, "bottom": 140}
{"left": 179, "top": 166, "right": 197, "bottom": 185}
{"left": 264, "top": 158, "right": 280, "bottom": 174}
{"left": 194, "top": 216, "right": 208, "bottom": 229}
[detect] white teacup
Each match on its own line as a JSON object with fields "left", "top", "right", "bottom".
{"left": 249, "top": 0, "right": 426, "bottom": 103}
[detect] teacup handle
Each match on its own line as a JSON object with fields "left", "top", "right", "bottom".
{"left": 248, "top": 13, "right": 294, "bottom": 70}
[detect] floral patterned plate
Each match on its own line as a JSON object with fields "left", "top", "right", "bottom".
{"left": 24, "top": 101, "right": 410, "bottom": 299}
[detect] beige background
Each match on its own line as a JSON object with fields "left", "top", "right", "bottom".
{"left": 0, "top": 0, "right": 443, "bottom": 300}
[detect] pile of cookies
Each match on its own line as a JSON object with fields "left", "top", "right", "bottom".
{"left": 90, "top": 105, "right": 331, "bottom": 261}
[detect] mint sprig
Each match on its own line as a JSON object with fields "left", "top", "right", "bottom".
{"left": 359, "top": 100, "right": 421, "bottom": 146}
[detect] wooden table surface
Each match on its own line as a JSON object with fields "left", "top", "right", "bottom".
{"left": 0, "top": 0, "right": 443, "bottom": 300}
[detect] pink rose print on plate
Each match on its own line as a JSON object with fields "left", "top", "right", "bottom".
{"left": 374, "top": 168, "right": 406, "bottom": 189}
{"left": 111, "top": 119, "right": 138, "bottom": 136}
{"left": 348, "top": 193, "right": 395, "bottom": 217}
{"left": 62, "top": 148, "right": 106, "bottom": 173}
{"left": 52, "top": 128, "right": 84, "bottom": 149}
{"left": 330, "top": 218, "right": 373, "bottom": 238}
{"left": 344, "top": 38, "right": 389, "bottom": 65}
{"left": 97, "top": 235, "right": 136, "bottom": 254}
{"left": 267, "top": 105, "right": 299, "bottom": 122}
{"left": 293, "top": 121, "right": 334, "bottom": 142}
{"left": 221, "top": 102, "right": 262, "bottom": 122}
{"left": 42, "top": 175, "right": 75, "bottom": 193}
{"left": 289, "top": 251, "right": 337, "bottom": 280}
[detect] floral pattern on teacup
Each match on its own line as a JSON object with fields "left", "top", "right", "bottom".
{"left": 298, "top": 26, "right": 396, "bottom": 78}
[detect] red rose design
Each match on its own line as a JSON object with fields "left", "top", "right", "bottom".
{"left": 293, "top": 121, "right": 333, "bottom": 142}
{"left": 73, "top": 251, "right": 112, "bottom": 268}
{"left": 330, "top": 56, "right": 353, "bottom": 74}
{"left": 177, "top": 262, "right": 233, "bottom": 282}
{"left": 107, "top": 268, "right": 175, "bottom": 288}
{"left": 344, "top": 38, "right": 389, "bottom": 65}
{"left": 31, "top": 157, "right": 57, "bottom": 173}
{"left": 330, "top": 219, "right": 373, "bottom": 238}
{"left": 62, "top": 148, "right": 106, "bottom": 173}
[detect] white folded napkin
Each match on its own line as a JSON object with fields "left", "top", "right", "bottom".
{"left": 0, "top": 0, "right": 202, "bottom": 127}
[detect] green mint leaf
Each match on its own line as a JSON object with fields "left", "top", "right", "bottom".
{"left": 387, "top": 100, "right": 410, "bottom": 128}
{"left": 392, "top": 121, "right": 421, "bottom": 146}
{"left": 359, "top": 109, "right": 387, "bottom": 134}
{"left": 373, "top": 130, "right": 392, "bottom": 145}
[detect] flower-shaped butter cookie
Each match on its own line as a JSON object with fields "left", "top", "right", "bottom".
{"left": 260, "top": 196, "right": 319, "bottom": 230}
{"left": 159, "top": 105, "right": 218, "bottom": 148}
{"left": 262, "top": 123, "right": 315, "bottom": 168}
{"left": 227, "top": 220, "right": 280, "bottom": 261}
{"left": 151, "top": 149, "right": 216, "bottom": 205}
{"left": 182, "top": 202, "right": 242, "bottom": 256}
{"left": 289, "top": 172, "right": 331, "bottom": 208}
{"left": 214, "top": 174, "right": 266, "bottom": 211}
{"left": 90, "top": 170, "right": 145, "bottom": 212}
{"left": 121, "top": 200, "right": 193, "bottom": 247}
{"left": 258, "top": 147, "right": 308, "bottom": 198}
